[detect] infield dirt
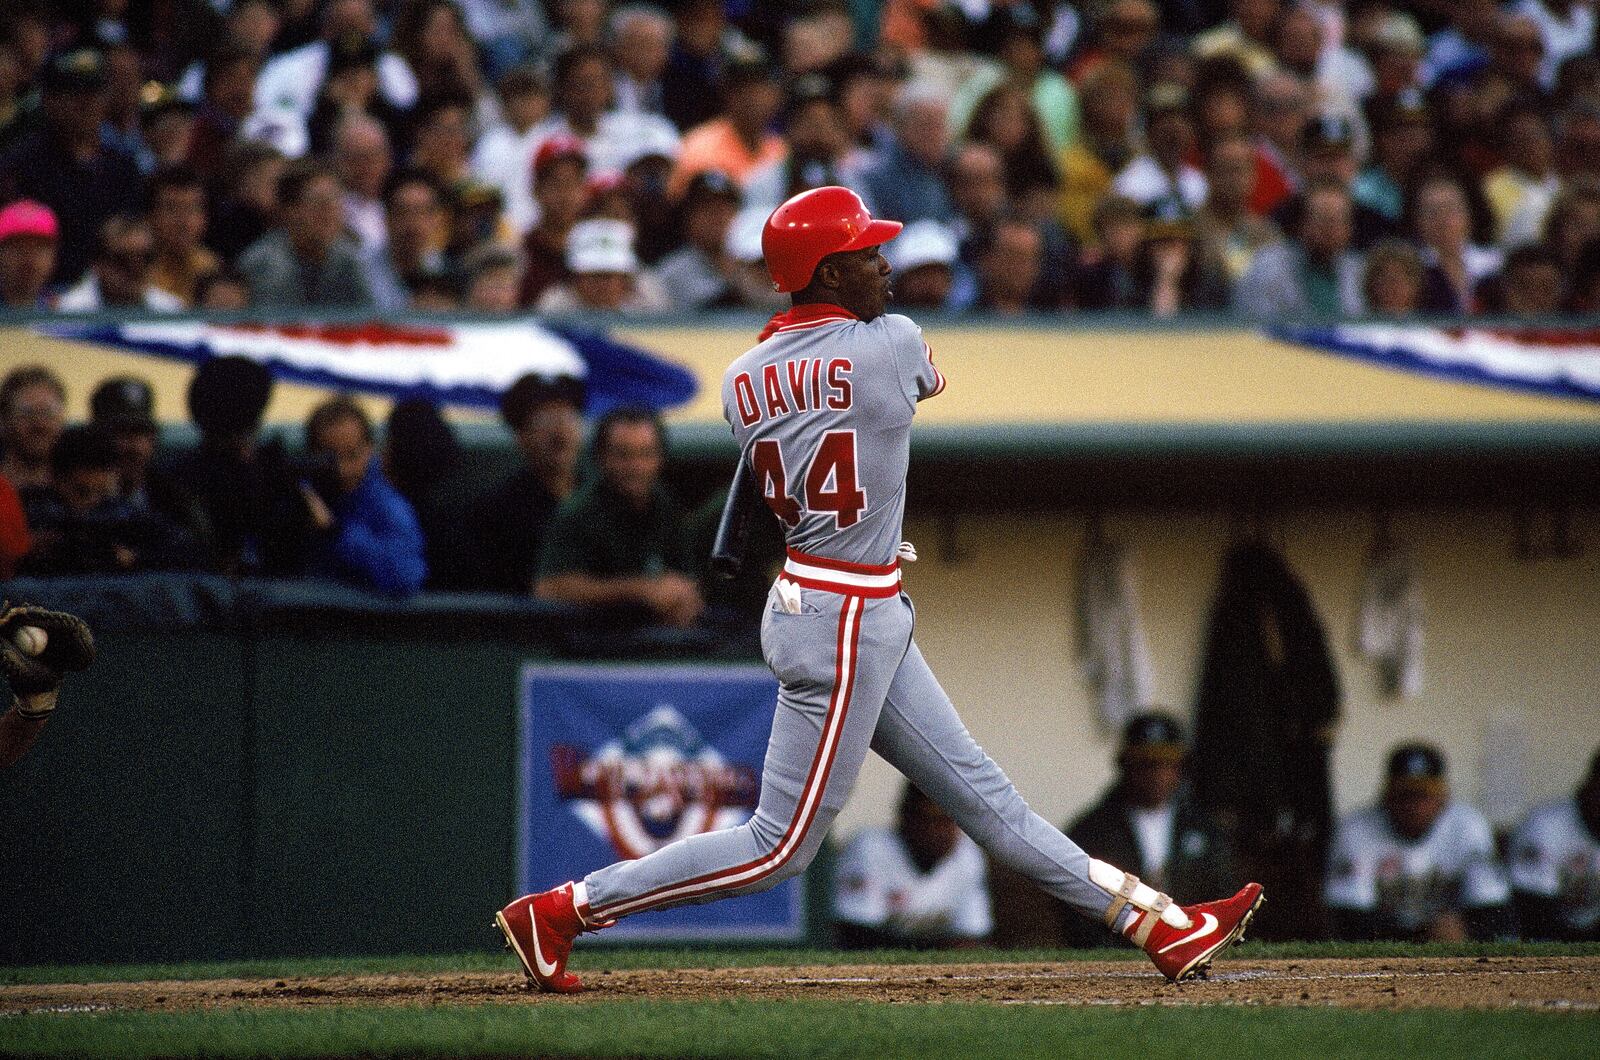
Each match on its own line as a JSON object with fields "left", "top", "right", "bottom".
{"left": 2, "top": 957, "right": 1596, "bottom": 1015}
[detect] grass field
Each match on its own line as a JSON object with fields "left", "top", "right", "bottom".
{"left": 2, "top": 943, "right": 1597, "bottom": 1059}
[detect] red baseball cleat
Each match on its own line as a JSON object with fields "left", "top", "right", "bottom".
{"left": 495, "top": 883, "right": 590, "bottom": 993}
{"left": 1134, "top": 883, "right": 1265, "bottom": 982}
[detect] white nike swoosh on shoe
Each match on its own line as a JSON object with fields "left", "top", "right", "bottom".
{"left": 529, "top": 916, "right": 560, "bottom": 978}
{"left": 1157, "top": 912, "right": 1219, "bottom": 955}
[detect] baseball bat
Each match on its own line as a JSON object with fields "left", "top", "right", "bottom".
{"left": 710, "top": 459, "right": 760, "bottom": 580}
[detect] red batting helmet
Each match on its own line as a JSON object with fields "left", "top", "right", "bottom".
{"left": 761, "top": 186, "right": 903, "bottom": 293}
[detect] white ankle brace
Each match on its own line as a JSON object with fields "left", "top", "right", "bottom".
{"left": 1088, "top": 859, "right": 1191, "bottom": 937}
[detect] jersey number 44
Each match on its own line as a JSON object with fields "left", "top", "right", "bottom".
{"left": 751, "top": 431, "right": 866, "bottom": 529}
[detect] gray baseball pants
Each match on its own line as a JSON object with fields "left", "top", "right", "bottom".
{"left": 582, "top": 585, "right": 1117, "bottom": 927}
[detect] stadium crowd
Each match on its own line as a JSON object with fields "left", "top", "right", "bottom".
{"left": 0, "top": 0, "right": 1598, "bottom": 318}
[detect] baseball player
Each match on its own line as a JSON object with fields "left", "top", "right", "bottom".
{"left": 496, "top": 186, "right": 1263, "bottom": 991}
{"left": 1510, "top": 747, "right": 1600, "bottom": 940}
{"left": 0, "top": 605, "right": 95, "bottom": 770}
{"left": 1325, "top": 743, "right": 1511, "bottom": 941}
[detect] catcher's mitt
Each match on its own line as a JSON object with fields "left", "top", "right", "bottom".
{"left": 0, "top": 606, "right": 95, "bottom": 704}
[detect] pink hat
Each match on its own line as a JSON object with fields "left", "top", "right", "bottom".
{"left": 0, "top": 200, "right": 59, "bottom": 242}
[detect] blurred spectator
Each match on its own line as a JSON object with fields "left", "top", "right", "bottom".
{"left": 409, "top": 92, "right": 477, "bottom": 189}
{"left": 1067, "top": 0, "right": 1160, "bottom": 84}
{"left": 532, "top": 45, "right": 681, "bottom": 184}
{"left": 1355, "top": 89, "right": 1434, "bottom": 224}
{"left": 1193, "top": 134, "right": 1281, "bottom": 283}
{"left": 518, "top": 136, "right": 588, "bottom": 305}
{"left": 392, "top": 0, "right": 488, "bottom": 107}
{"left": 1192, "top": 0, "right": 1282, "bottom": 78}
{"left": 966, "top": 214, "right": 1044, "bottom": 315}
{"left": 1510, "top": 746, "right": 1600, "bottom": 941}
{"left": 385, "top": 397, "right": 473, "bottom": 591}
{"left": 1361, "top": 10, "right": 1428, "bottom": 102}
{"left": 0, "top": 48, "right": 144, "bottom": 286}
{"left": 334, "top": 114, "right": 394, "bottom": 255}
{"left": 462, "top": 243, "right": 522, "bottom": 312}
{"left": 1485, "top": 103, "right": 1561, "bottom": 246}
{"left": 301, "top": 396, "right": 426, "bottom": 596}
{"left": 1074, "top": 195, "right": 1146, "bottom": 309}
{"left": 1412, "top": 177, "right": 1503, "bottom": 314}
{"left": 19, "top": 423, "right": 194, "bottom": 575}
{"left": 57, "top": 215, "right": 185, "bottom": 312}
{"left": 254, "top": 0, "right": 418, "bottom": 119}
{"left": 741, "top": 73, "right": 861, "bottom": 214}
{"left": 0, "top": 365, "right": 66, "bottom": 492}
{"left": 1479, "top": 242, "right": 1566, "bottom": 316}
{"left": 1236, "top": 180, "right": 1364, "bottom": 318}
{"left": 1274, "top": 1, "right": 1367, "bottom": 114}
{"left": 833, "top": 51, "right": 896, "bottom": 155}
{"left": 1543, "top": 179, "right": 1600, "bottom": 278}
{"left": 146, "top": 166, "right": 220, "bottom": 307}
{"left": 949, "top": 12, "right": 1079, "bottom": 157}
{"left": 0, "top": 200, "right": 59, "bottom": 309}
{"left": 1326, "top": 743, "right": 1512, "bottom": 942}
{"left": 472, "top": 66, "right": 552, "bottom": 233}
{"left": 207, "top": 140, "right": 286, "bottom": 264}
{"left": 89, "top": 375, "right": 207, "bottom": 542}
{"left": 1057, "top": 61, "right": 1139, "bottom": 244}
{"left": 196, "top": 267, "right": 252, "bottom": 310}
{"left": 306, "top": 35, "right": 391, "bottom": 159}
{"left": 610, "top": 5, "right": 672, "bottom": 115}
{"left": 1361, "top": 239, "right": 1426, "bottom": 317}
{"left": 1139, "top": 202, "right": 1232, "bottom": 316}
{"left": 1555, "top": 101, "right": 1600, "bottom": 185}
{"left": 886, "top": 219, "right": 958, "bottom": 311}
{"left": 661, "top": 0, "right": 757, "bottom": 132}
{"left": 657, "top": 170, "right": 743, "bottom": 307}
{"left": 1112, "top": 82, "right": 1206, "bottom": 216}
{"left": 471, "top": 373, "right": 586, "bottom": 594}
{"left": 366, "top": 168, "right": 452, "bottom": 311}
{"left": 855, "top": 84, "right": 956, "bottom": 225}
{"left": 1061, "top": 712, "right": 1235, "bottom": 946}
{"left": 537, "top": 218, "right": 669, "bottom": 313}
{"left": 964, "top": 83, "right": 1061, "bottom": 218}
{"left": 722, "top": 202, "right": 787, "bottom": 309}
{"left": 1274, "top": 115, "right": 1397, "bottom": 252}
{"left": 833, "top": 783, "right": 992, "bottom": 950}
{"left": 947, "top": 141, "right": 1008, "bottom": 260}
{"left": 1250, "top": 70, "right": 1313, "bottom": 214}
{"left": 1516, "top": 1, "right": 1597, "bottom": 89}
{"left": 457, "top": 0, "right": 549, "bottom": 78}
{"left": 139, "top": 84, "right": 199, "bottom": 173}
{"left": 1491, "top": 12, "right": 1554, "bottom": 100}
{"left": 239, "top": 160, "right": 375, "bottom": 308}
{"left": 168, "top": 356, "right": 304, "bottom": 575}
{"left": 1420, "top": 0, "right": 1503, "bottom": 89}
{"left": 546, "top": 0, "right": 610, "bottom": 59}
{"left": 669, "top": 58, "right": 785, "bottom": 200}
{"left": 185, "top": 42, "right": 266, "bottom": 183}
{"left": 535, "top": 406, "right": 701, "bottom": 628}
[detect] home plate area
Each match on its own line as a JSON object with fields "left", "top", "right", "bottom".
{"left": 1, "top": 957, "right": 1596, "bottom": 1014}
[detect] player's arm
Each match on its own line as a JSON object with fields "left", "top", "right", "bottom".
{"left": 882, "top": 315, "right": 946, "bottom": 405}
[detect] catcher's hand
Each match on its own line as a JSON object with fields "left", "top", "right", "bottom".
{"left": 0, "top": 605, "right": 95, "bottom": 717}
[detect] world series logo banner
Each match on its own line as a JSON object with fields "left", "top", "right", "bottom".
{"left": 517, "top": 663, "right": 804, "bottom": 940}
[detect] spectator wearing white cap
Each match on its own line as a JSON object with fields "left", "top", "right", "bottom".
{"left": 721, "top": 203, "right": 787, "bottom": 309}
{"left": 885, "top": 219, "right": 958, "bottom": 310}
{"left": 536, "top": 218, "right": 670, "bottom": 313}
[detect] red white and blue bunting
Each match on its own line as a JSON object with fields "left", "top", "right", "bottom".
{"left": 1272, "top": 324, "right": 1600, "bottom": 404}
{"left": 43, "top": 319, "right": 699, "bottom": 414}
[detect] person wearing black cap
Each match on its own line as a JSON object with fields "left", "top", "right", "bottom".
{"left": 1271, "top": 114, "right": 1399, "bottom": 251}
{"left": 741, "top": 74, "right": 860, "bottom": 214}
{"left": 89, "top": 375, "right": 207, "bottom": 547}
{"left": 1325, "top": 742, "right": 1512, "bottom": 942}
{"left": 168, "top": 356, "right": 311, "bottom": 575}
{"left": 1057, "top": 712, "right": 1236, "bottom": 946}
{"left": 19, "top": 423, "right": 196, "bottom": 576}
{"left": 0, "top": 48, "right": 144, "bottom": 286}
{"left": 656, "top": 170, "right": 743, "bottom": 308}
{"left": 1510, "top": 747, "right": 1600, "bottom": 941}
{"left": 467, "top": 373, "right": 587, "bottom": 593}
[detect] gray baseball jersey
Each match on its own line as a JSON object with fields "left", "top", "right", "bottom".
{"left": 578, "top": 305, "right": 1118, "bottom": 932}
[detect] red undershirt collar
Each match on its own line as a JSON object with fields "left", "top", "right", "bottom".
{"left": 757, "top": 302, "right": 860, "bottom": 343}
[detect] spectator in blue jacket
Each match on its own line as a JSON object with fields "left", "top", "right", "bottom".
{"left": 302, "top": 396, "right": 427, "bottom": 596}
